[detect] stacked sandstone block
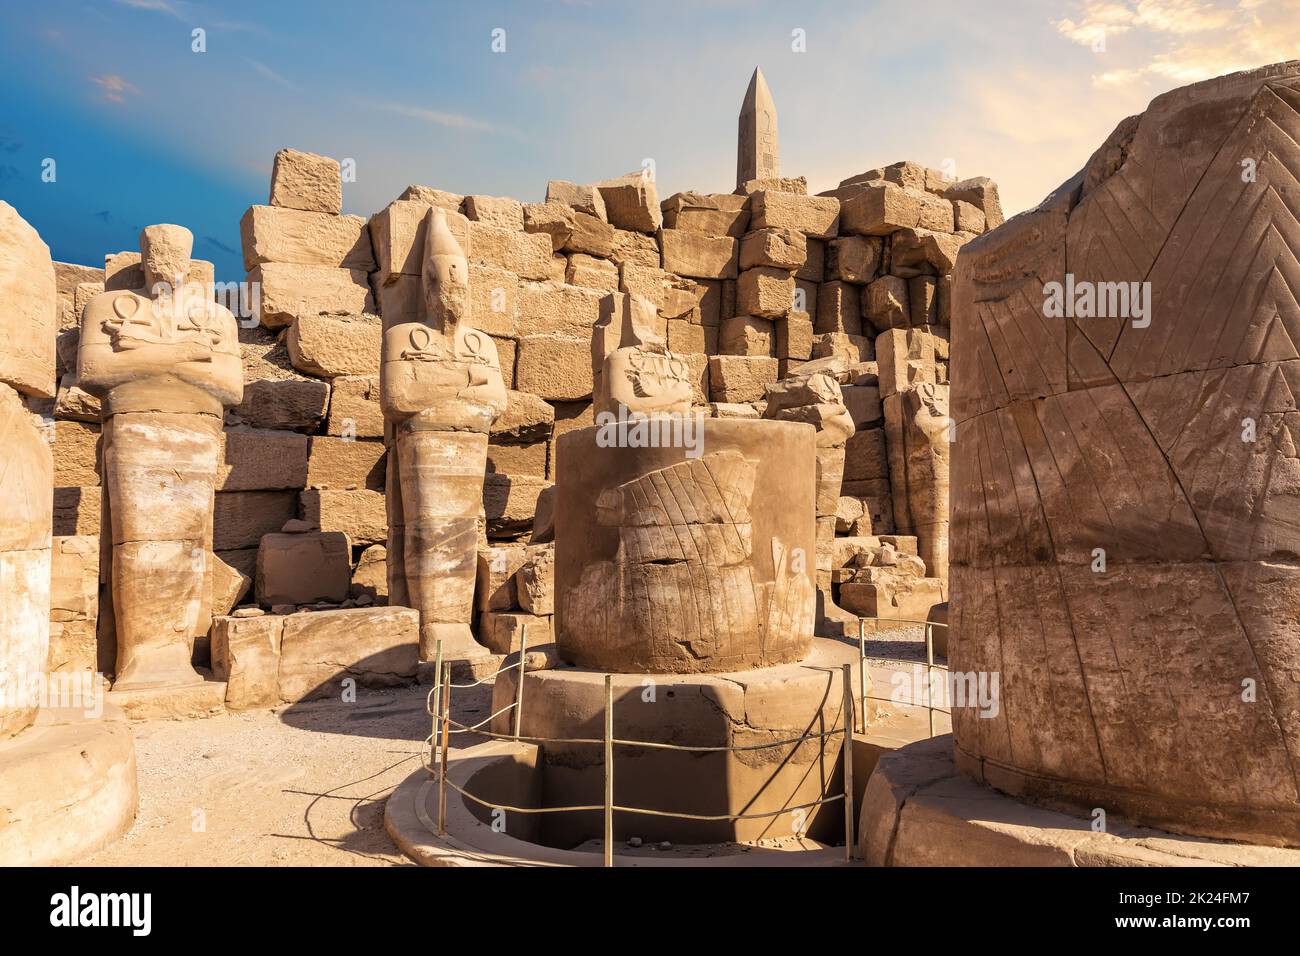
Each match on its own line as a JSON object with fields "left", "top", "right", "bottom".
{"left": 813, "top": 160, "right": 1002, "bottom": 622}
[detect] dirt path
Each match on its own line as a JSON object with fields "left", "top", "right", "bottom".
{"left": 81, "top": 681, "right": 492, "bottom": 867}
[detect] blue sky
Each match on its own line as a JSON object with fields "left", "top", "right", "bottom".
{"left": 1, "top": 0, "right": 1296, "bottom": 281}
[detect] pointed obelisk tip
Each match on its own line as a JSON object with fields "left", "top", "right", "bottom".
{"left": 737, "top": 66, "right": 778, "bottom": 189}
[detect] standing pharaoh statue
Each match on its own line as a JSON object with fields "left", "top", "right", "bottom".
{"left": 77, "top": 224, "right": 241, "bottom": 691}
{"left": 381, "top": 207, "right": 507, "bottom": 659}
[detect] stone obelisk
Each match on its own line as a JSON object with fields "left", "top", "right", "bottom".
{"left": 737, "top": 66, "right": 779, "bottom": 189}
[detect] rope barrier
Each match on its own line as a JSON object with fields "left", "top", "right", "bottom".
{"left": 421, "top": 617, "right": 952, "bottom": 864}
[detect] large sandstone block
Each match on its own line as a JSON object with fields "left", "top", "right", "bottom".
{"left": 52, "top": 419, "right": 100, "bottom": 487}
{"left": 826, "top": 236, "right": 883, "bottom": 284}
{"left": 211, "top": 615, "right": 281, "bottom": 710}
{"left": 515, "top": 544, "right": 555, "bottom": 616}
{"left": 229, "top": 378, "right": 330, "bottom": 432}
{"left": 610, "top": 229, "right": 659, "bottom": 267}
{"left": 749, "top": 191, "right": 839, "bottom": 239}
{"left": 842, "top": 384, "right": 884, "bottom": 428}
{"left": 214, "top": 491, "right": 298, "bottom": 551}
{"left": 659, "top": 229, "right": 739, "bottom": 279}
{"left": 398, "top": 184, "right": 464, "bottom": 211}
{"left": 487, "top": 441, "right": 548, "bottom": 478}
{"left": 240, "top": 205, "right": 374, "bottom": 272}
{"left": 776, "top": 311, "right": 813, "bottom": 360}
{"left": 251, "top": 263, "right": 373, "bottom": 330}
{"left": 256, "top": 532, "right": 351, "bottom": 607}
{"left": 326, "top": 375, "right": 383, "bottom": 438}
{"left": 546, "top": 181, "right": 608, "bottom": 220}
{"left": 0, "top": 201, "right": 58, "bottom": 398}
{"left": 277, "top": 607, "right": 419, "bottom": 701}
{"left": 596, "top": 172, "right": 662, "bottom": 233}
{"left": 736, "top": 266, "right": 795, "bottom": 318}
{"left": 515, "top": 336, "right": 593, "bottom": 400}
{"left": 50, "top": 535, "right": 98, "bottom": 625}
{"left": 863, "top": 276, "right": 911, "bottom": 333}
{"left": 218, "top": 427, "right": 309, "bottom": 491}
{"left": 53, "top": 487, "right": 99, "bottom": 537}
{"left": 287, "top": 312, "right": 381, "bottom": 377}
{"left": 943, "top": 176, "right": 1003, "bottom": 228}
{"left": 660, "top": 192, "right": 749, "bottom": 238}
{"left": 841, "top": 183, "right": 953, "bottom": 236}
{"left": 350, "top": 544, "right": 387, "bottom": 603}
{"left": 475, "top": 543, "right": 528, "bottom": 611}
{"left": 479, "top": 610, "right": 552, "bottom": 655}
{"left": 816, "top": 281, "right": 863, "bottom": 336}
{"left": 212, "top": 551, "right": 251, "bottom": 617}
{"left": 491, "top": 389, "right": 555, "bottom": 444}
{"left": 54, "top": 373, "right": 100, "bottom": 423}
{"left": 307, "top": 436, "right": 386, "bottom": 491}
{"left": 889, "top": 228, "right": 966, "bottom": 277}
{"left": 467, "top": 222, "right": 552, "bottom": 280}
{"left": 812, "top": 332, "right": 873, "bottom": 365}
{"left": 516, "top": 282, "right": 605, "bottom": 337}
{"left": 463, "top": 194, "right": 525, "bottom": 229}
{"left": 707, "top": 355, "right": 778, "bottom": 403}
{"left": 299, "top": 489, "right": 386, "bottom": 545}
{"left": 483, "top": 474, "right": 551, "bottom": 538}
{"left": 270, "top": 148, "right": 342, "bottom": 214}
{"left": 739, "top": 227, "right": 806, "bottom": 271}
{"left": 844, "top": 427, "right": 889, "bottom": 481}
{"left": 719, "top": 316, "right": 775, "bottom": 356}
{"left": 566, "top": 254, "right": 619, "bottom": 291}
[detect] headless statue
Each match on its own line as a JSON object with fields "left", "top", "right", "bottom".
{"left": 381, "top": 208, "right": 507, "bottom": 659}
{"left": 78, "top": 224, "right": 241, "bottom": 691}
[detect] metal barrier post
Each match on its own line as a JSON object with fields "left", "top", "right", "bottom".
{"left": 430, "top": 640, "right": 444, "bottom": 770}
{"left": 925, "top": 623, "right": 936, "bottom": 739}
{"left": 513, "top": 624, "right": 528, "bottom": 739}
{"left": 603, "top": 674, "right": 614, "bottom": 868}
{"left": 841, "top": 664, "right": 855, "bottom": 863}
{"left": 438, "top": 661, "right": 451, "bottom": 835}
{"left": 857, "top": 618, "right": 868, "bottom": 733}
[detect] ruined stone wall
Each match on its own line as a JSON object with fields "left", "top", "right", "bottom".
{"left": 42, "top": 150, "right": 999, "bottom": 674}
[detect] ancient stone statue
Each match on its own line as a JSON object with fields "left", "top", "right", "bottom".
{"left": 763, "top": 358, "right": 855, "bottom": 631}
{"left": 78, "top": 224, "right": 241, "bottom": 692}
{"left": 557, "top": 294, "right": 816, "bottom": 673}
{"left": 381, "top": 207, "right": 506, "bottom": 659}
{"left": 591, "top": 292, "right": 692, "bottom": 419}
{"left": 949, "top": 61, "right": 1300, "bottom": 846}
{"left": 887, "top": 381, "right": 950, "bottom": 581}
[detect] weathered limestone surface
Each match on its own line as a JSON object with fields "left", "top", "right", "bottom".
{"left": 0, "top": 201, "right": 57, "bottom": 398}
{"left": 78, "top": 224, "right": 243, "bottom": 691}
{"left": 556, "top": 419, "right": 816, "bottom": 673}
{"left": 381, "top": 206, "right": 507, "bottom": 660}
{"left": 949, "top": 61, "right": 1300, "bottom": 847}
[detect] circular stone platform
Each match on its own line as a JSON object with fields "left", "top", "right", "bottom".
{"left": 384, "top": 740, "right": 848, "bottom": 867}
{"left": 860, "top": 735, "right": 1300, "bottom": 866}
{"left": 485, "top": 637, "right": 864, "bottom": 847}
{"left": 0, "top": 705, "right": 138, "bottom": 865}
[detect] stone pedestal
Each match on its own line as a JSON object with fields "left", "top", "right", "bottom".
{"left": 860, "top": 737, "right": 1300, "bottom": 867}
{"left": 0, "top": 706, "right": 138, "bottom": 865}
{"left": 490, "top": 637, "right": 862, "bottom": 846}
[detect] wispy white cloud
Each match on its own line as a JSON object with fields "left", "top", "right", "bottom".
{"left": 114, "top": 0, "right": 190, "bottom": 19}
{"left": 368, "top": 99, "right": 506, "bottom": 135}
{"left": 1056, "top": 0, "right": 1300, "bottom": 87}
{"left": 90, "top": 74, "right": 140, "bottom": 104}
{"left": 245, "top": 58, "right": 299, "bottom": 92}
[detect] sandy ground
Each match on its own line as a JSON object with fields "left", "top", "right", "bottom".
{"left": 80, "top": 628, "right": 945, "bottom": 867}
{"left": 82, "top": 680, "right": 492, "bottom": 867}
